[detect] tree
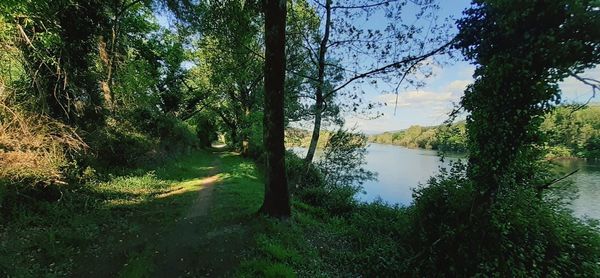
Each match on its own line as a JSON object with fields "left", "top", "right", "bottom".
{"left": 301, "top": 0, "right": 453, "bottom": 164}
{"left": 182, "top": 1, "right": 265, "bottom": 155}
{"left": 11, "top": 0, "right": 110, "bottom": 130}
{"left": 456, "top": 0, "right": 600, "bottom": 206}
{"left": 260, "top": 0, "right": 291, "bottom": 218}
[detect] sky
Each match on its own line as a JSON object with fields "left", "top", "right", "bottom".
{"left": 341, "top": 0, "right": 600, "bottom": 134}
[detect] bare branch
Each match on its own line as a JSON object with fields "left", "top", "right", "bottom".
{"left": 330, "top": 39, "right": 453, "bottom": 95}
{"left": 567, "top": 71, "right": 599, "bottom": 112}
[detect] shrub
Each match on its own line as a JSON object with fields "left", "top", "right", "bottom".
{"left": 246, "top": 112, "right": 264, "bottom": 159}
{"left": 0, "top": 103, "right": 86, "bottom": 210}
{"left": 316, "top": 128, "right": 375, "bottom": 189}
{"left": 88, "top": 122, "right": 158, "bottom": 168}
{"left": 285, "top": 151, "right": 322, "bottom": 190}
{"left": 289, "top": 128, "right": 375, "bottom": 216}
{"left": 88, "top": 109, "right": 199, "bottom": 168}
{"left": 295, "top": 185, "right": 358, "bottom": 216}
{"left": 406, "top": 161, "right": 600, "bottom": 276}
{"left": 153, "top": 114, "right": 198, "bottom": 152}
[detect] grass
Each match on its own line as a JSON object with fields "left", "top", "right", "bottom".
{"left": 1, "top": 147, "right": 413, "bottom": 277}
{"left": 0, "top": 149, "right": 217, "bottom": 276}
{"left": 7, "top": 146, "right": 596, "bottom": 277}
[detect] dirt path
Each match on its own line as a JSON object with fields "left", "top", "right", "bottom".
{"left": 152, "top": 158, "right": 222, "bottom": 277}
{"left": 75, "top": 154, "right": 229, "bottom": 277}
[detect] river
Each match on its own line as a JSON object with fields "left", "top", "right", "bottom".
{"left": 291, "top": 143, "right": 600, "bottom": 219}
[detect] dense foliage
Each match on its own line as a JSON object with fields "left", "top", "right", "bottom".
{"left": 542, "top": 105, "right": 600, "bottom": 159}
{"left": 369, "top": 122, "right": 468, "bottom": 152}
{"left": 0, "top": 0, "right": 205, "bottom": 189}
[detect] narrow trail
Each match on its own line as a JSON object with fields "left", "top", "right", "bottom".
{"left": 152, "top": 157, "right": 223, "bottom": 276}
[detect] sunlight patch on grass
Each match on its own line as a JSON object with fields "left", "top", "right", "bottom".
{"left": 157, "top": 174, "right": 222, "bottom": 199}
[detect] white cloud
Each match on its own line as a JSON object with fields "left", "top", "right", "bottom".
{"left": 376, "top": 90, "right": 457, "bottom": 108}
{"left": 445, "top": 80, "right": 471, "bottom": 94}
{"left": 347, "top": 83, "right": 468, "bottom": 133}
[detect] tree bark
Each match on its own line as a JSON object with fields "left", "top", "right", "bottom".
{"left": 241, "top": 106, "right": 250, "bottom": 156}
{"left": 260, "top": 0, "right": 290, "bottom": 218}
{"left": 304, "top": 0, "right": 331, "bottom": 164}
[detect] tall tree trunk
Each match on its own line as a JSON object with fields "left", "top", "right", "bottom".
{"left": 304, "top": 0, "right": 331, "bottom": 164}
{"left": 260, "top": 0, "right": 290, "bottom": 218}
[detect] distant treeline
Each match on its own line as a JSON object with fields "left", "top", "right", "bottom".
{"left": 542, "top": 105, "right": 600, "bottom": 159}
{"left": 367, "top": 105, "right": 600, "bottom": 159}
{"left": 368, "top": 122, "right": 468, "bottom": 153}
{"left": 285, "top": 128, "right": 332, "bottom": 149}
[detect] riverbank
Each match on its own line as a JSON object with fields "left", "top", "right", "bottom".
{"left": 0, "top": 148, "right": 421, "bottom": 276}
{"left": 2, "top": 148, "right": 599, "bottom": 276}
{"left": 366, "top": 140, "right": 600, "bottom": 162}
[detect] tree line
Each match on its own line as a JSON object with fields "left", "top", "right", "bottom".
{"left": 368, "top": 105, "right": 600, "bottom": 159}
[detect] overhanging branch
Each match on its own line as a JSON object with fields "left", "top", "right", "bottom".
{"left": 329, "top": 39, "right": 453, "bottom": 96}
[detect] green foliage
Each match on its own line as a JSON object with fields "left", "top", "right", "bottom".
{"left": 89, "top": 123, "right": 158, "bottom": 168}
{"left": 287, "top": 129, "right": 375, "bottom": 215}
{"left": 0, "top": 150, "right": 211, "bottom": 276}
{"left": 295, "top": 185, "right": 358, "bottom": 216}
{"left": 369, "top": 122, "right": 468, "bottom": 153}
{"left": 370, "top": 105, "right": 600, "bottom": 159}
{"left": 284, "top": 128, "right": 331, "bottom": 149}
{"left": 407, "top": 163, "right": 600, "bottom": 276}
{"left": 456, "top": 0, "right": 600, "bottom": 198}
{"left": 316, "top": 129, "right": 376, "bottom": 188}
{"left": 246, "top": 111, "right": 265, "bottom": 158}
{"left": 285, "top": 150, "right": 323, "bottom": 190}
{"left": 542, "top": 105, "right": 600, "bottom": 159}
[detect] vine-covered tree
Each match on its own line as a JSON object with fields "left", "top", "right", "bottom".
{"left": 456, "top": 0, "right": 600, "bottom": 206}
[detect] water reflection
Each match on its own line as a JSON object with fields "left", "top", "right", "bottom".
{"left": 289, "top": 144, "right": 600, "bottom": 219}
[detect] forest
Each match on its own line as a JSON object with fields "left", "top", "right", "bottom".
{"left": 1, "top": 0, "right": 599, "bottom": 277}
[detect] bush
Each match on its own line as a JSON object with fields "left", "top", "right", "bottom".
{"left": 0, "top": 103, "right": 86, "bottom": 211}
{"left": 246, "top": 112, "right": 264, "bottom": 159}
{"left": 153, "top": 114, "right": 198, "bottom": 152}
{"left": 295, "top": 185, "right": 358, "bottom": 216}
{"left": 89, "top": 109, "right": 199, "bottom": 168}
{"left": 406, "top": 161, "right": 600, "bottom": 276}
{"left": 88, "top": 122, "right": 158, "bottom": 168}
{"left": 285, "top": 151, "right": 322, "bottom": 190}
{"left": 289, "top": 128, "right": 375, "bottom": 216}
{"left": 315, "top": 128, "right": 375, "bottom": 190}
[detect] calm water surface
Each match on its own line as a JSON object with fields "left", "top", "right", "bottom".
{"left": 292, "top": 143, "right": 600, "bottom": 219}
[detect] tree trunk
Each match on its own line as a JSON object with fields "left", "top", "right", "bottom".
{"left": 304, "top": 0, "right": 331, "bottom": 164}
{"left": 305, "top": 100, "right": 322, "bottom": 162}
{"left": 241, "top": 106, "right": 250, "bottom": 156}
{"left": 259, "top": 0, "right": 290, "bottom": 218}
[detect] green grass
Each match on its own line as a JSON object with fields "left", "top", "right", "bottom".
{"left": 0, "top": 149, "right": 217, "bottom": 276}
{"left": 1, "top": 148, "right": 415, "bottom": 277}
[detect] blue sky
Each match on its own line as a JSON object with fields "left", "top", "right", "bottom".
{"left": 341, "top": 0, "right": 599, "bottom": 134}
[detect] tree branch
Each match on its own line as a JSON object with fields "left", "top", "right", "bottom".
{"left": 330, "top": 39, "right": 453, "bottom": 95}
{"left": 567, "top": 71, "right": 599, "bottom": 112}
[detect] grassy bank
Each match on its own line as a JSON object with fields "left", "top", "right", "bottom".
{"left": 2, "top": 149, "right": 599, "bottom": 277}
{"left": 0, "top": 147, "right": 413, "bottom": 277}
{"left": 0, "top": 149, "right": 265, "bottom": 277}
